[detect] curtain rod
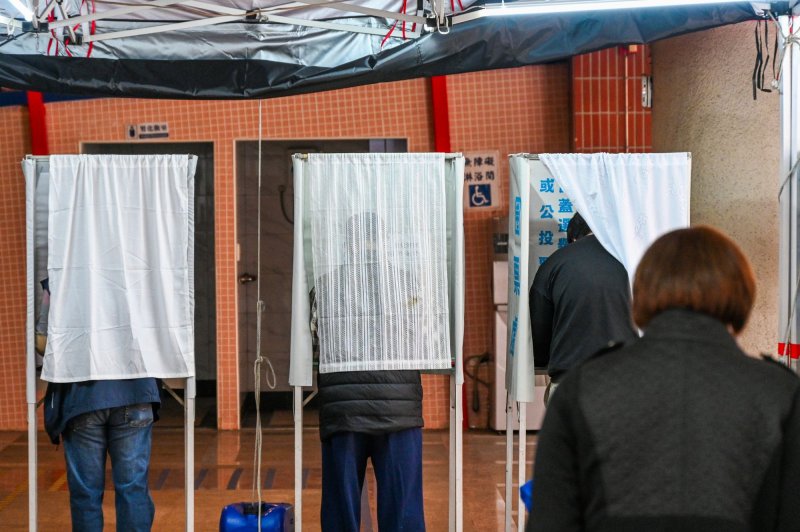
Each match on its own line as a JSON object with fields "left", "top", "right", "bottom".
{"left": 518, "top": 153, "right": 692, "bottom": 160}
{"left": 294, "top": 153, "right": 463, "bottom": 160}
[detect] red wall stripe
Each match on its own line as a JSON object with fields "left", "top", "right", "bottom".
{"left": 26, "top": 91, "right": 49, "bottom": 155}
{"left": 430, "top": 76, "right": 451, "bottom": 153}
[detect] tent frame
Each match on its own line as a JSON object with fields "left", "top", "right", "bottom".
{"left": 24, "top": 155, "right": 197, "bottom": 532}
{"left": 779, "top": 12, "right": 800, "bottom": 369}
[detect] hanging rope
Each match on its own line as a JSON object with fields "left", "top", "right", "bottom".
{"left": 251, "top": 98, "right": 277, "bottom": 532}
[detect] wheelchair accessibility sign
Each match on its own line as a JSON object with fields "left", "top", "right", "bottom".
{"left": 463, "top": 150, "right": 499, "bottom": 210}
{"left": 469, "top": 184, "right": 492, "bottom": 207}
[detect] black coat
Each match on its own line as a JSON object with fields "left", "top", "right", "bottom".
{"left": 529, "top": 309, "right": 800, "bottom": 532}
{"left": 530, "top": 235, "right": 637, "bottom": 379}
{"left": 317, "top": 370, "right": 423, "bottom": 441}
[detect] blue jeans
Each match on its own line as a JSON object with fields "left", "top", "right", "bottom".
{"left": 62, "top": 404, "right": 155, "bottom": 532}
{"left": 321, "top": 428, "right": 425, "bottom": 532}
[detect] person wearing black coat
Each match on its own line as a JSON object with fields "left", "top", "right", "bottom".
{"left": 530, "top": 213, "right": 637, "bottom": 401}
{"left": 312, "top": 213, "right": 426, "bottom": 532}
{"left": 529, "top": 226, "right": 800, "bottom": 532}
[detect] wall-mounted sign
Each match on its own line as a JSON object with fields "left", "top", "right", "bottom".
{"left": 126, "top": 123, "right": 169, "bottom": 140}
{"left": 463, "top": 151, "right": 499, "bottom": 210}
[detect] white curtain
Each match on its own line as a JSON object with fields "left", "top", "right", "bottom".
{"left": 41, "top": 154, "right": 196, "bottom": 382}
{"left": 307, "top": 153, "right": 451, "bottom": 373}
{"left": 540, "top": 153, "right": 691, "bottom": 279}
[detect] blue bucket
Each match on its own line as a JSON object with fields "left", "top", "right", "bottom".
{"left": 219, "top": 502, "right": 294, "bottom": 532}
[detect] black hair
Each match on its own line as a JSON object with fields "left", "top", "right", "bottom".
{"left": 567, "top": 213, "right": 592, "bottom": 243}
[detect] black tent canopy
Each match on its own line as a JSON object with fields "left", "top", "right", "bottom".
{"left": 0, "top": 0, "right": 788, "bottom": 98}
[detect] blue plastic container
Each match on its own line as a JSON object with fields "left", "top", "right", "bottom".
{"left": 219, "top": 502, "right": 294, "bottom": 532}
{"left": 520, "top": 480, "right": 534, "bottom": 513}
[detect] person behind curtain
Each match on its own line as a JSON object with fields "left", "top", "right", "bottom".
{"left": 42, "top": 279, "right": 161, "bottom": 532}
{"left": 311, "top": 212, "right": 426, "bottom": 532}
{"left": 529, "top": 226, "right": 800, "bottom": 532}
{"left": 529, "top": 212, "right": 637, "bottom": 403}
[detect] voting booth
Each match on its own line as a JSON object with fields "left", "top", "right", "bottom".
{"left": 24, "top": 154, "right": 198, "bottom": 532}
{"left": 505, "top": 153, "right": 692, "bottom": 531}
{"left": 289, "top": 153, "right": 466, "bottom": 531}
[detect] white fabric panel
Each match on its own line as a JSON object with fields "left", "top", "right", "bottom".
{"left": 41, "top": 154, "right": 197, "bottom": 382}
{"left": 308, "top": 153, "right": 451, "bottom": 373}
{"left": 507, "top": 157, "right": 574, "bottom": 403}
{"left": 447, "top": 156, "right": 465, "bottom": 384}
{"left": 23, "top": 159, "right": 37, "bottom": 402}
{"left": 289, "top": 153, "right": 465, "bottom": 384}
{"left": 308, "top": 154, "right": 451, "bottom": 373}
{"left": 539, "top": 153, "right": 691, "bottom": 280}
{"left": 289, "top": 154, "right": 314, "bottom": 387}
{"left": 506, "top": 156, "right": 534, "bottom": 403}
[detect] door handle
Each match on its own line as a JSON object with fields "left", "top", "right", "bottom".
{"left": 239, "top": 273, "right": 257, "bottom": 285}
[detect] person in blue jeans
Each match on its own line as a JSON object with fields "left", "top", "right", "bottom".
{"left": 45, "top": 379, "right": 161, "bottom": 531}
{"left": 41, "top": 276, "right": 161, "bottom": 531}
{"left": 44, "top": 378, "right": 161, "bottom": 531}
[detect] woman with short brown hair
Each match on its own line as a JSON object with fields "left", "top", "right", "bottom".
{"left": 529, "top": 226, "right": 800, "bottom": 532}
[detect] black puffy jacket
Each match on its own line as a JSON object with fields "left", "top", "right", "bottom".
{"left": 317, "top": 370, "right": 423, "bottom": 441}
{"left": 310, "top": 261, "right": 425, "bottom": 441}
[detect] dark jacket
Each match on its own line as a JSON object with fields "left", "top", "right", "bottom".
{"left": 44, "top": 378, "right": 161, "bottom": 444}
{"left": 317, "top": 370, "right": 423, "bottom": 441}
{"left": 529, "top": 309, "right": 800, "bottom": 532}
{"left": 530, "top": 234, "right": 637, "bottom": 379}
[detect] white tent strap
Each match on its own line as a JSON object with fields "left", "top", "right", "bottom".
{"left": 84, "top": 12, "right": 415, "bottom": 42}
{"left": 47, "top": 0, "right": 190, "bottom": 28}
{"left": 45, "top": 0, "right": 427, "bottom": 27}
{"left": 47, "top": 0, "right": 425, "bottom": 41}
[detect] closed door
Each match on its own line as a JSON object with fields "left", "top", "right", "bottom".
{"left": 235, "top": 139, "right": 407, "bottom": 395}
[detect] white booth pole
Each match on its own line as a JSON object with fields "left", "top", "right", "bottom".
{"left": 185, "top": 377, "right": 196, "bottom": 532}
{"left": 23, "top": 155, "right": 197, "bottom": 532}
{"left": 25, "top": 156, "right": 41, "bottom": 532}
{"left": 778, "top": 13, "right": 800, "bottom": 370}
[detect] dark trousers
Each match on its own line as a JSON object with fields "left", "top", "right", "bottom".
{"left": 321, "top": 428, "right": 425, "bottom": 532}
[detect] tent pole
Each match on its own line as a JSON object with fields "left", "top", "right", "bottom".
{"left": 28, "top": 403, "right": 37, "bottom": 532}
{"left": 455, "top": 380, "right": 463, "bottom": 532}
{"left": 778, "top": 13, "right": 800, "bottom": 369}
{"left": 447, "top": 374, "right": 464, "bottom": 532}
{"left": 185, "top": 376, "right": 195, "bottom": 532}
{"left": 294, "top": 386, "right": 303, "bottom": 532}
{"left": 504, "top": 393, "right": 513, "bottom": 532}
{"left": 449, "top": 375, "right": 455, "bottom": 532}
{"left": 517, "top": 404, "right": 527, "bottom": 532}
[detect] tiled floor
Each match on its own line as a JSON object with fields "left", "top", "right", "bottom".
{"left": 0, "top": 423, "right": 536, "bottom": 531}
